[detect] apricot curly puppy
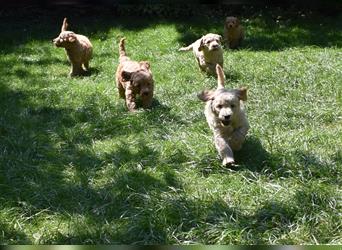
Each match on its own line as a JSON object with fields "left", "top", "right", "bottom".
{"left": 53, "top": 17, "right": 93, "bottom": 76}
{"left": 115, "top": 38, "right": 154, "bottom": 111}
{"left": 198, "top": 64, "right": 249, "bottom": 166}
{"left": 179, "top": 33, "right": 223, "bottom": 75}
{"left": 223, "top": 16, "right": 244, "bottom": 49}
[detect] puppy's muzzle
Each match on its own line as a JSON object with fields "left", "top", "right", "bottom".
{"left": 210, "top": 44, "right": 220, "bottom": 51}
{"left": 53, "top": 37, "right": 62, "bottom": 47}
{"left": 221, "top": 115, "right": 231, "bottom": 126}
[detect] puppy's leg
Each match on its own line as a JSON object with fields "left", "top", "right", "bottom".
{"left": 179, "top": 43, "right": 194, "bottom": 51}
{"left": 141, "top": 94, "right": 153, "bottom": 109}
{"left": 83, "top": 61, "right": 89, "bottom": 71}
{"left": 117, "top": 82, "right": 125, "bottom": 99}
{"left": 70, "top": 63, "right": 83, "bottom": 77}
{"left": 229, "top": 126, "right": 248, "bottom": 151}
{"left": 125, "top": 85, "right": 137, "bottom": 111}
{"left": 214, "top": 133, "right": 235, "bottom": 166}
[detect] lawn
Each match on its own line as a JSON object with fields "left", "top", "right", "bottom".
{"left": 0, "top": 5, "right": 341, "bottom": 244}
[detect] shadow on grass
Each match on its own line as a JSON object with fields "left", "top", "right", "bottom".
{"left": 0, "top": 5, "right": 341, "bottom": 56}
{"left": 0, "top": 82, "right": 188, "bottom": 243}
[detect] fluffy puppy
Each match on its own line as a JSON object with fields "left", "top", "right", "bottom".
{"left": 223, "top": 16, "right": 244, "bottom": 49}
{"left": 179, "top": 33, "right": 223, "bottom": 75}
{"left": 53, "top": 17, "right": 93, "bottom": 76}
{"left": 115, "top": 38, "right": 154, "bottom": 111}
{"left": 198, "top": 64, "right": 249, "bottom": 166}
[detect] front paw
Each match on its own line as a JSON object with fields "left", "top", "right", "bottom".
{"left": 222, "top": 157, "right": 236, "bottom": 167}
{"left": 127, "top": 102, "right": 137, "bottom": 111}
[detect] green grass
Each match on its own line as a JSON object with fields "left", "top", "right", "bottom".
{"left": 0, "top": 7, "right": 341, "bottom": 244}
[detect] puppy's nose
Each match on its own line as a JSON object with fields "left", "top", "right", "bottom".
{"left": 224, "top": 115, "right": 231, "bottom": 120}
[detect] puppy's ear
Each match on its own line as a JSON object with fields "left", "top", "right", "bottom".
{"left": 198, "top": 90, "right": 216, "bottom": 102}
{"left": 235, "top": 18, "right": 240, "bottom": 26}
{"left": 198, "top": 39, "right": 204, "bottom": 51}
{"left": 218, "top": 35, "right": 223, "bottom": 43}
{"left": 61, "top": 17, "right": 68, "bottom": 32}
{"left": 236, "top": 87, "right": 247, "bottom": 101}
{"left": 139, "top": 61, "right": 150, "bottom": 70}
{"left": 67, "top": 34, "right": 76, "bottom": 42}
{"left": 121, "top": 71, "right": 133, "bottom": 82}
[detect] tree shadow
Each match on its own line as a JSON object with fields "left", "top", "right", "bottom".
{"left": 0, "top": 4, "right": 340, "bottom": 56}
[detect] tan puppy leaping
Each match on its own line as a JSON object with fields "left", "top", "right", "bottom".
{"left": 198, "top": 64, "right": 249, "bottom": 166}
{"left": 179, "top": 33, "right": 223, "bottom": 75}
{"left": 53, "top": 18, "right": 93, "bottom": 77}
{"left": 115, "top": 38, "right": 154, "bottom": 111}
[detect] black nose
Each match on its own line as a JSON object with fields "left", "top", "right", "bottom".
{"left": 224, "top": 115, "right": 231, "bottom": 120}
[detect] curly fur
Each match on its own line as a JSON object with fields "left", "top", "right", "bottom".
{"left": 115, "top": 38, "right": 154, "bottom": 111}
{"left": 53, "top": 17, "right": 93, "bottom": 76}
{"left": 223, "top": 16, "right": 244, "bottom": 49}
{"left": 198, "top": 64, "right": 249, "bottom": 166}
{"left": 179, "top": 33, "right": 223, "bottom": 75}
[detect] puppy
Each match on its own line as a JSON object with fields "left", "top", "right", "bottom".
{"left": 115, "top": 38, "right": 154, "bottom": 111}
{"left": 179, "top": 33, "right": 223, "bottom": 75}
{"left": 53, "top": 17, "right": 93, "bottom": 76}
{"left": 198, "top": 64, "right": 249, "bottom": 166}
{"left": 223, "top": 16, "right": 244, "bottom": 49}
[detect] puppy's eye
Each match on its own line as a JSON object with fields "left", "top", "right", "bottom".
{"left": 217, "top": 104, "right": 223, "bottom": 109}
{"left": 231, "top": 104, "right": 235, "bottom": 108}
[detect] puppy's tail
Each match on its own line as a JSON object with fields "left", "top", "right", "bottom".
{"left": 119, "top": 38, "right": 126, "bottom": 57}
{"left": 61, "top": 17, "right": 68, "bottom": 32}
{"left": 178, "top": 44, "right": 193, "bottom": 52}
{"left": 216, "top": 64, "right": 225, "bottom": 89}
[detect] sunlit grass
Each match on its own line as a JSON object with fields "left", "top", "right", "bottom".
{"left": 0, "top": 7, "right": 341, "bottom": 244}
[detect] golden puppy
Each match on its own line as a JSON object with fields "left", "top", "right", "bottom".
{"left": 224, "top": 16, "right": 244, "bottom": 49}
{"left": 115, "top": 38, "right": 154, "bottom": 111}
{"left": 198, "top": 64, "right": 249, "bottom": 166}
{"left": 53, "top": 17, "right": 93, "bottom": 76}
{"left": 179, "top": 33, "right": 223, "bottom": 75}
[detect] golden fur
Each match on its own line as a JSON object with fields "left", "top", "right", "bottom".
{"left": 223, "top": 16, "right": 244, "bottom": 49}
{"left": 179, "top": 33, "right": 223, "bottom": 75}
{"left": 115, "top": 38, "right": 154, "bottom": 111}
{"left": 198, "top": 64, "right": 249, "bottom": 166}
{"left": 53, "top": 17, "right": 93, "bottom": 76}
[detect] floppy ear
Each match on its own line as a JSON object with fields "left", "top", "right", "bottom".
{"left": 67, "top": 34, "right": 76, "bottom": 42}
{"left": 218, "top": 35, "right": 223, "bottom": 43}
{"left": 139, "top": 61, "right": 150, "bottom": 70}
{"left": 198, "top": 90, "right": 216, "bottom": 102}
{"left": 236, "top": 18, "right": 240, "bottom": 26}
{"left": 236, "top": 87, "right": 247, "bottom": 101}
{"left": 121, "top": 71, "right": 133, "bottom": 82}
{"left": 61, "top": 17, "right": 68, "bottom": 32}
{"left": 198, "top": 38, "right": 204, "bottom": 51}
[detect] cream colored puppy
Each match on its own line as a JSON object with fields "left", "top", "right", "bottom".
{"left": 53, "top": 18, "right": 93, "bottom": 76}
{"left": 224, "top": 16, "right": 244, "bottom": 49}
{"left": 179, "top": 33, "right": 223, "bottom": 75}
{"left": 198, "top": 64, "right": 249, "bottom": 166}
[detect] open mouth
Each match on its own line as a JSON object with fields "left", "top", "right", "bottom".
{"left": 221, "top": 120, "right": 231, "bottom": 126}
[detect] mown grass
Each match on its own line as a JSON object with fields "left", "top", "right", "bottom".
{"left": 0, "top": 6, "right": 341, "bottom": 244}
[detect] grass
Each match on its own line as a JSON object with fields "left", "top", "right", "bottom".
{"left": 0, "top": 5, "right": 341, "bottom": 244}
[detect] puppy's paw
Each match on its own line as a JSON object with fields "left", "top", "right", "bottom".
{"left": 222, "top": 158, "right": 237, "bottom": 167}
{"left": 178, "top": 47, "right": 188, "bottom": 52}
